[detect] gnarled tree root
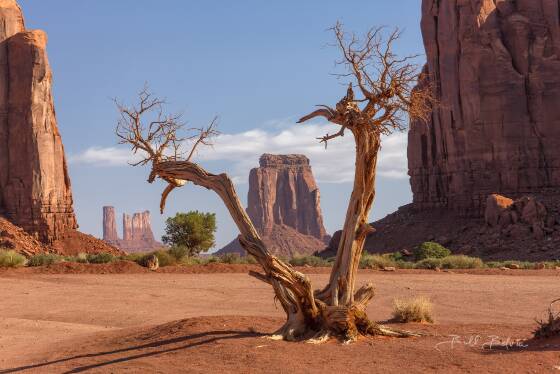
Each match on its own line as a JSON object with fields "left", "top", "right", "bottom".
{"left": 268, "top": 302, "right": 419, "bottom": 344}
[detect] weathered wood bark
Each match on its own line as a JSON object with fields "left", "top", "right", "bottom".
{"left": 316, "top": 128, "right": 380, "bottom": 306}
{"left": 149, "top": 161, "right": 404, "bottom": 342}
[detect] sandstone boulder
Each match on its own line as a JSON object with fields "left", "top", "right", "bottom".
{"left": 485, "top": 194, "right": 514, "bottom": 227}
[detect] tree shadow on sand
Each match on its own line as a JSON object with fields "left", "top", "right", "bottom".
{"left": 0, "top": 329, "right": 265, "bottom": 374}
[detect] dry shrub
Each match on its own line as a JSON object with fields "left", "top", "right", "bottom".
{"left": 534, "top": 299, "right": 560, "bottom": 339}
{"left": 392, "top": 296, "right": 434, "bottom": 323}
{"left": 0, "top": 250, "right": 25, "bottom": 268}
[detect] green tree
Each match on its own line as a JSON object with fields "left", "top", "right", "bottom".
{"left": 162, "top": 211, "right": 217, "bottom": 256}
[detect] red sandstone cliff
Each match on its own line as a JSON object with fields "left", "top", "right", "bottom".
{"left": 408, "top": 0, "right": 560, "bottom": 215}
{"left": 219, "top": 154, "right": 329, "bottom": 258}
{"left": 0, "top": 1, "right": 77, "bottom": 243}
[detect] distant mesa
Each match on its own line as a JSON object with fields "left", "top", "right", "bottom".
{"left": 0, "top": 1, "right": 119, "bottom": 256}
{"left": 218, "top": 154, "right": 330, "bottom": 258}
{"left": 103, "top": 207, "right": 163, "bottom": 253}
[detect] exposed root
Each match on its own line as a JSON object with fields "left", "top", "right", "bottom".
{"left": 376, "top": 326, "right": 421, "bottom": 338}
{"left": 264, "top": 334, "right": 285, "bottom": 341}
{"left": 307, "top": 331, "right": 331, "bottom": 344}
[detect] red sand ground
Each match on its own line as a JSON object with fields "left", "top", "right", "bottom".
{"left": 1, "top": 264, "right": 560, "bottom": 373}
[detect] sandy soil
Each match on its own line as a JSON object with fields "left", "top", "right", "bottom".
{"left": 1, "top": 265, "right": 560, "bottom": 373}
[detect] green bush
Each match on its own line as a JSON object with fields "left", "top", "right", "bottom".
{"left": 121, "top": 252, "right": 146, "bottom": 263}
{"left": 415, "top": 257, "right": 443, "bottom": 270}
{"left": 359, "top": 253, "right": 397, "bottom": 269}
{"left": 414, "top": 242, "right": 451, "bottom": 261}
{"left": 386, "top": 251, "right": 406, "bottom": 262}
{"left": 168, "top": 246, "right": 189, "bottom": 261}
{"left": 179, "top": 256, "right": 204, "bottom": 266}
{"left": 28, "top": 253, "right": 63, "bottom": 267}
{"left": 395, "top": 260, "right": 415, "bottom": 269}
{"left": 218, "top": 253, "right": 243, "bottom": 264}
{"left": 0, "top": 250, "right": 26, "bottom": 268}
{"left": 485, "top": 261, "right": 502, "bottom": 269}
{"left": 289, "top": 255, "right": 330, "bottom": 267}
{"left": 152, "top": 250, "right": 176, "bottom": 267}
{"left": 86, "top": 253, "right": 116, "bottom": 264}
{"left": 162, "top": 211, "right": 217, "bottom": 256}
{"left": 440, "top": 255, "right": 484, "bottom": 269}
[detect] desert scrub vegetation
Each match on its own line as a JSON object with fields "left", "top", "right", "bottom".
{"left": 289, "top": 255, "right": 331, "bottom": 267}
{"left": 392, "top": 296, "right": 434, "bottom": 323}
{"left": 86, "top": 253, "right": 116, "bottom": 264}
{"left": 219, "top": 253, "right": 257, "bottom": 265}
{"left": 485, "top": 260, "right": 544, "bottom": 270}
{"left": 28, "top": 253, "right": 64, "bottom": 267}
{"left": 0, "top": 250, "right": 26, "bottom": 268}
{"left": 414, "top": 242, "right": 451, "bottom": 261}
{"left": 440, "top": 255, "right": 484, "bottom": 269}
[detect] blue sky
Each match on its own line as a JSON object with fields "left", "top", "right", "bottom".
{"left": 18, "top": 1, "right": 424, "bottom": 249}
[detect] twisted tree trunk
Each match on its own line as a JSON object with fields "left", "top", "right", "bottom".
{"left": 150, "top": 160, "right": 408, "bottom": 342}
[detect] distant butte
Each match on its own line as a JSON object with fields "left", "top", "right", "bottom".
{"left": 103, "top": 207, "right": 163, "bottom": 253}
{"left": 219, "top": 154, "right": 330, "bottom": 258}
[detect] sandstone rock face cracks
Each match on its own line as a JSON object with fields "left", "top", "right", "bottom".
{"left": 247, "top": 154, "right": 329, "bottom": 242}
{"left": 219, "top": 154, "right": 330, "bottom": 258}
{"left": 0, "top": 0, "right": 77, "bottom": 243}
{"left": 409, "top": 0, "right": 560, "bottom": 215}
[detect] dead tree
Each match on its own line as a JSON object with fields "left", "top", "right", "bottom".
{"left": 116, "top": 24, "right": 432, "bottom": 343}
{"left": 298, "top": 23, "right": 433, "bottom": 307}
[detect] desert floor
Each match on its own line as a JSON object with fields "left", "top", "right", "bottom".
{"left": 1, "top": 264, "right": 560, "bottom": 373}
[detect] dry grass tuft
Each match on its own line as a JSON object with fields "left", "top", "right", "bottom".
{"left": 392, "top": 296, "right": 434, "bottom": 323}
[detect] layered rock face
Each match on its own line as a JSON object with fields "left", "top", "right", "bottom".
{"left": 247, "top": 154, "right": 329, "bottom": 241}
{"left": 103, "top": 207, "right": 162, "bottom": 253}
{"left": 0, "top": 0, "right": 77, "bottom": 242}
{"left": 219, "top": 154, "right": 329, "bottom": 257}
{"left": 409, "top": 0, "right": 560, "bottom": 215}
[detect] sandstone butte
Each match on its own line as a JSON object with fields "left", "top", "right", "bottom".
{"left": 103, "top": 207, "right": 162, "bottom": 253}
{"left": 408, "top": 0, "right": 560, "bottom": 215}
{"left": 219, "top": 154, "right": 330, "bottom": 258}
{"left": 0, "top": 1, "right": 119, "bottom": 256}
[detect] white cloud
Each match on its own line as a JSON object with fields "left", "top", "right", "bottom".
{"left": 69, "top": 121, "right": 409, "bottom": 183}
{"left": 69, "top": 147, "right": 138, "bottom": 166}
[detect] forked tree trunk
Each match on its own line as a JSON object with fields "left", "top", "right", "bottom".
{"left": 150, "top": 146, "right": 411, "bottom": 342}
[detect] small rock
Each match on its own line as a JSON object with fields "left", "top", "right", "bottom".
{"left": 382, "top": 266, "right": 396, "bottom": 272}
{"left": 434, "top": 267, "right": 442, "bottom": 272}
{"left": 535, "top": 262, "right": 546, "bottom": 270}
{"left": 500, "top": 267, "right": 509, "bottom": 271}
